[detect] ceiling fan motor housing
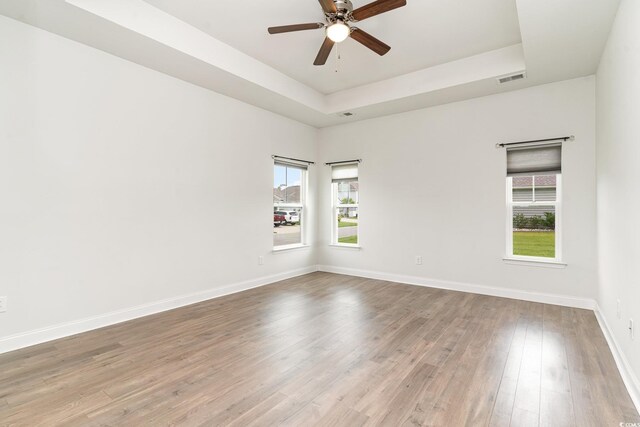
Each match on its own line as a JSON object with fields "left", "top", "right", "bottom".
{"left": 332, "top": 0, "right": 354, "bottom": 20}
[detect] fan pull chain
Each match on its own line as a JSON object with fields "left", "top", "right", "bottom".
{"left": 335, "top": 44, "right": 341, "bottom": 73}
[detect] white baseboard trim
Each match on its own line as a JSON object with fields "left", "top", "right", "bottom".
{"left": 594, "top": 305, "right": 640, "bottom": 413}
{"left": 3, "top": 266, "right": 637, "bottom": 413}
{"left": 317, "top": 265, "right": 596, "bottom": 310}
{"left": 0, "top": 265, "right": 318, "bottom": 355}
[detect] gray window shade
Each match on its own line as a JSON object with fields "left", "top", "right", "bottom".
{"left": 507, "top": 144, "right": 562, "bottom": 176}
{"left": 274, "top": 160, "right": 308, "bottom": 170}
{"left": 332, "top": 163, "right": 358, "bottom": 182}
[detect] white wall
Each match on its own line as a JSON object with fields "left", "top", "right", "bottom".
{"left": 0, "top": 16, "right": 317, "bottom": 344}
{"left": 318, "top": 77, "right": 598, "bottom": 302}
{"left": 0, "top": 15, "right": 604, "bottom": 354}
{"left": 596, "top": 0, "right": 640, "bottom": 393}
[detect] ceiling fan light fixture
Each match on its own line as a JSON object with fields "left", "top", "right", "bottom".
{"left": 326, "top": 22, "right": 350, "bottom": 43}
{"left": 267, "top": 0, "right": 406, "bottom": 65}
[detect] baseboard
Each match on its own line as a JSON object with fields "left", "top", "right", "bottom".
{"left": 0, "top": 265, "right": 318, "bottom": 355}
{"left": 317, "top": 265, "right": 596, "bottom": 309}
{"left": 5, "top": 266, "right": 635, "bottom": 413}
{"left": 594, "top": 305, "right": 640, "bottom": 413}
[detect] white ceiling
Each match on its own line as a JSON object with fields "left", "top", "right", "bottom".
{"left": 0, "top": 0, "right": 622, "bottom": 127}
{"left": 145, "top": 0, "right": 523, "bottom": 94}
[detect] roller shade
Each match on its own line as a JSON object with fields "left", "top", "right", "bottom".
{"left": 274, "top": 160, "right": 308, "bottom": 170}
{"left": 507, "top": 144, "right": 562, "bottom": 177}
{"left": 332, "top": 163, "right": 358, "bottom": 182}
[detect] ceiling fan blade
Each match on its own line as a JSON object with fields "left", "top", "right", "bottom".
{"left": 268, "top": 23, "right": 324, "bottom": 34}
{"left": 351, "top": 0, "right": 406, "bottom": 21}
{"left": 350, "top": 28, "right": 391, "bottom": 56}
{"left": 318, "top": 0, "right": 337, "bottom": 14}
{"left": 314, "top": 37, "right": 335, "bottom": 65}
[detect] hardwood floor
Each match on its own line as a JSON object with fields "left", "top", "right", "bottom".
{"left": 0, "top": 272, "right": 638, "bottom": 426}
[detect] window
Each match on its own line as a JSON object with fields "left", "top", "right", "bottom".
{"left": 506, "top": 144, "right": 562, "bottom": 261}
{"left": 273, "top": 161, "right": 307, "bottom": 249}
{"left": 332, "top": 163, "right": 359, "bottom": 246}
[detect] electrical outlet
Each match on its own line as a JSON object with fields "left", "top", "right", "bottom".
{"left": 415, "top": 256, "right": 423, "bottom": 265}
{"left": 258, "top": 256, "right": 264, "bottom": 266}
{"left": 0, "top": 296, "right": 6, "bottom": 313}
{"left": 630, "top": 319, "right": 635, "bottom": 340}
{"left": 617, "top": 299, "right": 621, "bottom": 319}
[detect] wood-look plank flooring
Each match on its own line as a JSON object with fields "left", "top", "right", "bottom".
{"left": 0, "top": 272, "right": 638, "bottom": 426}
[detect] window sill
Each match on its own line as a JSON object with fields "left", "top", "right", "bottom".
{"left": 273, "top": 244, "right": 310, "bottom": 253}
{"left": 502, "top": 257, "right": 567, "bottom": 269}
{"left": 329, "top": 244, "right": 361, "bottom": 250}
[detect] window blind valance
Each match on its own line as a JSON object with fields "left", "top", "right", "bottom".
{"left": 274, "top": 160, "right": 308, "bottom": 170}
{"left": 331, "top": 163, "right": 358, "bottom": 182}
{"left": 272, "top": 155, "right": 313, "bottom": 169}
{"left": 507, "top": 143, "right": 562, "bottom": 177}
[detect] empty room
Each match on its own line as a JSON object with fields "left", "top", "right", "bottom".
{"left": 1, "top": 0, "right": 639, "bottom": 425}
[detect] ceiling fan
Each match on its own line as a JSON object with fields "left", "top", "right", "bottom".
{"left": 268, "top": 0, "right": 407, "bottom": 66}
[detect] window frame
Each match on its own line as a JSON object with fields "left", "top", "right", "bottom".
{"left": 273, "top": 162, "right": 307, "bottom": 251}
{"left": 332, "top": 176, "right": 359, "bottom": 247}
{"left": 506, "top": 174, "right": 562, "bottom": 263}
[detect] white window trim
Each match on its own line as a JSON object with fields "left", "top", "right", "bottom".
{"left": 273, "top": 244, "right": 310, "bottom": 252}
{"left": 502, "top": 258, "right": 567, "bottom": 268}
{"left": 505, "top": 174, "right": 563, "bottom": 263}
{"left": 332, "top": 181, "right": 360, "bottom": 247}
{"left": 273, "top": 165, "right": 307, "bottom": 250}
{"left": 328, "top": 244, "right": 362, "bottom": 250}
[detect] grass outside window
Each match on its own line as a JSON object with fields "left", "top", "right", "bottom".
{"left": 338, "top": 235, "right": 358, "bottom": 244}
{"left": 513, "top": 231, "right": 555, "bottom": 258}
{"left": 338, "top": 221, "right": 358, "bottom": 228}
